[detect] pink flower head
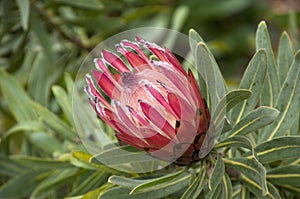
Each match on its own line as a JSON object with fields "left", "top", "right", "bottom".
{"left": 85, "top": 37, "right": 212, "bottom": 165}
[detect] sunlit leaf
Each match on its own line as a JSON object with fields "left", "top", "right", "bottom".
{"left": 256, "top": 21, "right": 280, "bottom": 107}
{"left": 227, "top": 107, "right": 279, "bottom": 138}
{"left": 230, "top": 49, "right": 267, "bottom": 124}
{"left": 277, "top": 31, "right": 294, "bottom": 85}
{"left": 260, "top": 50, "right": 300, "bottom": 141}
{"left": 15, "top": 0, "right": 30, "bottom": 30}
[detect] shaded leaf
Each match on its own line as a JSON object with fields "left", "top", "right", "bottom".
{"left": 54, "top": 0, "right": 103, "bottom": 10}
{"left": 180, "top": 168, "right": 207, "bottom": 199}
{"left": 11, "top": 155, "right": 71, "bottom": 169}
{"left": 0, "top": 170, "right": 48, "bottom": 199}
{"left": 0, "top": 69, "right": 38, "bottom": 122}
{"left": 209, "top": 155, "right": 225, "bottom": 191}
{"left": 223, "top": 158, "right": 267, "bottom": 196}
{"left": 31, "top": 101, "right": 77, "bottom": 141}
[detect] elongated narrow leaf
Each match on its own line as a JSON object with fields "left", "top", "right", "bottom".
{"left": 31, "top": 168, "right": 82, "bottom": 198}
{"left": 30, "top": 9, "right": 54, "bottom": 63}
{"left": 28, "top": 53, "right": 50, "bottom": 106}
{"left": 131, "top": 169, "right": 186, "bottom": 193}
{"left": 11, "top": 155, "right": 71, "bottom": 169}
{"left": 15, "top": 0, "right": 30, "bottom": 30}
{"left": 228, "top": 107, "right": 279, "bottom": 138}
{"left": 108, "top": 176, "right": 151, "bottom": 190}
{"left": 214, "top": 89, "right": 252, "bottom": 128}
{"left": 256, "top": 21, "right": 280, "bottom": 107}
{"left": 208, "top": 184, "right": 222, "bottom": 199}
{"left": 181, "top": 168, "right": 207, "bottom": 199}
{"left": 216, "top": 135, "right": 253, "bottom": 150}
{"left": 189, "top": 29, "right": 204, "bottom": 58}
{"left": 267, "top": 165, "right": 300, "bottom": 186}
{"left": 222, "top": 173, "right": 232, "bottom": 199}
{"left": 100, "top": 172, "right": 191, "bottom": 199}
{"left": 230, "top": 49, "right": 267, "bottom": 124}
{"left": 223, "top": 158, "right": 267, "bottom": 196}
{"left": 0, "top": 70, "right": 38, "bottom": 122}
{"left": 31, "top": 101, "right": 76, "bottom": 141}
{"left": 70, "top": 170, "right": 109, "bottom": 196}
{"left": 0, "top": 170, "right": 48, "bottom": 198}
{"left": 195, "top": 42, "right": 227, "bottom": 115}
{"left": 252, "top": 136, "right": 300, "bottom": 164}
{"left": 260, "top": 50, "right": 300, "bottom": 141}
{"left": 91, "top": 145, "right": 166, "bottom": 173}
{"left": 52, "top": 85, "right": 74, "bottom": 126}
{"left": 54, "top": 0, "right": 103, "bottom": 10}
{"left": 209, "top": 155, "right": 225, "bottom": 191}
{"left": 277, "top": 31, "right": 294, "bottom": 85}
{"left": 28, "top": 132, "right": 63, "bottom": 154}
{"left": 0, "top": 154, "right": 27, "bottom": 176}
{"left": 3, "top": 121, "right": 44, "bottom": 139}
{"left": 71, "top": 151, "right": 103, "bottom": 170}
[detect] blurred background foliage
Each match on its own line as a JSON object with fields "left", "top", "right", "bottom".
{"left": 0, "top": 0, "right": 300, "bottom": 198}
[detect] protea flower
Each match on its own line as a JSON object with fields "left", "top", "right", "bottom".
{"left": 85, "top": 37, "right": 212, "bottom": 166}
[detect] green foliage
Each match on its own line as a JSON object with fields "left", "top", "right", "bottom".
{"left": 1, "top": 0, "right": 300, "bottom": 198}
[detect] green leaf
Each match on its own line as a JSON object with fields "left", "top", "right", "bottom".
{"left": 209, "top": 156, "right": 225, "bottom": 191}
{"left": 181, "top": 168, "right": 207, "bottom": 199}
{"left": 30, "top": 9, "right": 54, "bottom": 63}
{"left": 217, "top": 135, "right": 253, "bottom": 150}
{"left": 108, "top": 176, "right": 151, "bottom": 190}
{"left": 52, "top": 85, "right": 74, "bottom": 126}
{"left": 28, "top": 132, "right": 63, "bottom": 154}
{"left": 0, "top": 154, "right": 27, "bottom": 176}
{"left": 100, "top": 172, "right": 191, "bottom": 199}
{"left": 260, "top": 50, "right": 300, "bottom": 141}
{"left": 11, "top": 155, "right": 71, "bottom": 169}
{"left": 227, "top": 106, "right": 279, "bottom": 138}
{"left": 31, "top": 101, "right": 76, "bottom": 141}
{"left": 28, "top": 53, "right": 50, "bottom": 106}
{"left": 3, "top": 121, "right": 44, "bottom": 139}
{"left": 223, "top": 158, "right": 267, "bottom": 196}
{"left": 195, "top": 42, "right": 227, "bottom": 120}
{"left": 71, "top": 151, "right": 102, "bottom": 170}
{"left": 0, "top": 170, "right": 48, "bottom": 199}
{"left": 15, "top": 0, "right": 30, "bottom": 30}
{"left": 256, "top": 21, "right": 280, "bottom": 107}
{"left": 54, "top": 0, "right": 103, "bottom": 10}
{"left": 277, "top": 31, "right": 294, "bottom": 85}
{"left": 213, "top": 89, "right": 251, "bottom": 130}
{"left": 222, "top": 173, "right": 232, "bottom": 199}
{"left": 31, "top": 168, "right": 82, "bottom": 198}
{"left": 69, "top": 171, "right": 110, "bottom": 196}
{"left": 0, "top": 69, "right": 38, "bottom": 122}
{"left": 189, "top": 29, "right": 204, "bottom": 57}
{"left": 91, "top": 145, "right": 164, "bottom": 173}
{"left": 251, "top": 136, "right": 300, "bottom": 164}
{"left": 267, "top": 165, "right": 300, "bottom": 186}
{"left": 131, "top": 168, "right": 186, "bottom": 193}
{"left": 230, "top": 49, "right": 267, "bottom": 124}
